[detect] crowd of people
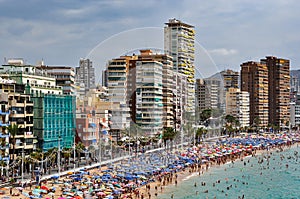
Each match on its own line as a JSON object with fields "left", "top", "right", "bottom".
{"left": 3, "top": 132, "right": 300, "bottom": 199}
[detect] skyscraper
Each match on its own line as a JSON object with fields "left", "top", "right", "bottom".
{"left": 164, "top": 18, "right": 195, "bottom": 115}
{"left": 260, "top": 56, "right": 290, "bottom": 127}
{"left": 240, "top": 61, "right": 269, "bottom": 127}
{"left": 107, "top": 56, "right": 134, "bottom": 131}
{"left": 76, "top": 58, "right": 96, "bottom": 93}
{"left": 106, "top": 50, "right": 174, "bottom": 136}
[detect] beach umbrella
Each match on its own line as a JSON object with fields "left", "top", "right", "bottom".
{"left": 97, "top": 192, "right": 106, "bottom": 196}
{"left": 51, "top": 175, "right": 60, "bottom": 179}
{"left": 41, "top": 186, "right": 49, "bottom": 191}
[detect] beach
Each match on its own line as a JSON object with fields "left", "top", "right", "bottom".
{"left": 2, "top": 132, "right": 299, "bottom": 199}
{"left": 156, "top": 144, "right": 300, "bottom": 199}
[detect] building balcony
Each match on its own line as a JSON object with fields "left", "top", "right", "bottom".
{"left": 0, "top": 144, "right": 9, "bottom": 150}
{"left": 0, "top": 110, "right": 10, "bottom": 115}
{"left": 24, "top": 132, "right": 34, "bottom": 138}
{"left": 24, "top": 144, "right": 34, "bottom": 149}
{"left": 12, "top": 143, "right": 24, "bottom": 149}
{"left": 83, "top": 136, "right": 97, "bottom": 141}
{"left": 83, "top": 128, "right": 97, "bottom": 133}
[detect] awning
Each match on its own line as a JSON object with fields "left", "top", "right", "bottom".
{"left": 99, "top": 121, "right": 109, "bottom": 128}
{"left": 90, "top": 123, "right": 96, "bottom": 128}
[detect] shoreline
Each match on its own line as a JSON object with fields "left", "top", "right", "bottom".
{"left": 138, "top": 142, "right": 299, "bottom": 199}
{"left": 3, "top": 135, "right": 299, "bottom": 199}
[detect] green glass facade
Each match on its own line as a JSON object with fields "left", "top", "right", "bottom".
{"left": 33, "top": 94, "right": 76, "bottom": 151}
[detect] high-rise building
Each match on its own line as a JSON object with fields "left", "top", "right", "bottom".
{"left": 0, "top": 61, "right": 75, "bottom": 151}
{"left": 175, "top": 73, "right": 187, "bottom": 131}
{"left": 107, "top": 56, "right": 134, "bottom": 131}
{"left": 290, "top": 70, "right": 300, "bottom": 93}
{"left": 261, "top": 56, "right": 290, "bottom": 127}
{"left": 226, "top": 88, "right": 250, "bottom": 127}
{"left": 76, "top": 58, "right": 96, "bottom": 93}
{"left": 195, "top": 79, "right": 209, "bottom": 112}
{"left": 136, "top": 50, "right": 175, "bottom": 130}
{"left": 240, "top": 61, "right": 269, "bottom": 127}
{"left": 0, "top": 78, "right": 34, "bottom": 163}
{"left": 164, "top": 18, "right": 195, "bottom": 114}
{"left": 136, "top": 59, "right": 163, "bottom": 136}
{"left": 106, "top": 50, "right": 175, "bottom": 136}
{"left": 36, "top": 65, "right": 76, "bottom": 95}
{"left": 290, "top": 94, "right": 300, "bottom": 127}
{"left": 196, "top": 78, "right": 222, "bottom": 112}
{"left": 220, "top": 69, "right": 239, "bottom": 91}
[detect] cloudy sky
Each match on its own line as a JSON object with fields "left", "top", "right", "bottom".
{"left": 1, "top": 0, "right": 300, "bottom": 83}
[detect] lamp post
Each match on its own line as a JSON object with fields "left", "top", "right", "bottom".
{"left": 98, "top": 122, "right": 102, "bottom": 171}
{"left": 193, "top": 125, "right": 196, "bottom": 146}
{"left": 21, "top": 143, "right": 24, "bottom": 186}
{"left": 41, "top": 152, "right": 43, "bottom": 175}
{"left": 73, "top": 129, "right": 76, "bottom": 174}
{"left": 57, "top": 136, "right": 61, "bottom": 177}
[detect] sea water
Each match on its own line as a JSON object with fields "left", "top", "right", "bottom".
{"left": 157, "top": 146, "right": 300, "bottom": 199}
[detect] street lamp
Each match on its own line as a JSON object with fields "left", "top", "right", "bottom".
{"left": 21, "top": 142, "right": 24, "bottom": 186}
{"left": 98, "top": 122, "right": 102, "bottom": 171}
{"left": 57, "top": 136, "right": 61, "bottom": 177}
{"left": 193, "top": 125, "right": 196, "bottom": 146}
{"left": 73, "top": 129, "right": 76, "bottom": 174}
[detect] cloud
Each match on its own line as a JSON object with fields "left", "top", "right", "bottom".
{"left": 1, "top": 0, "right": 300, "bottom": 75}
{"left": 208, "top": 48, "right": 238, "bottom": 56}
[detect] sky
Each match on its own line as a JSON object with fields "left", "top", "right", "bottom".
{"left": 1, "top": 0, "right": 300, "bottom": 83}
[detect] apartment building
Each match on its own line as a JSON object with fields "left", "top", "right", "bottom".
{"left": 164, "top": 18, "right": 195, "bottom": 114}
{"left": 240, "top": 61, "right": 269, "bottom": 127}
{"left": 261, "top": 56, "right": 290, "bottom": 127}
{"left": 36, "top": 64, "right": 76, "bottom": 95}
{"left": 76, "top": 58, "right": 96, "bottom": 94}
{"left": 136, "top": 59, "right": 163, "bottom": 136}
{"left": 226, "top": 88, "right": 250, "bottom": 127}
{"left": 0, "top": 61, "right": 75, "bottom": 151}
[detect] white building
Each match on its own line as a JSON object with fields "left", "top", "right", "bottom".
{"left": 136, "top": 60, "right": 163, "bottom": 136}
{"left": 106, "top": 57, "right": 133, "bottom": 131}
{"left": 226, "top": 88, "right": 250, "bottom": 127}
{"left": 76, "top": 58, "right": 96, "bottom": 94}
{"left": 0, "top": 63, "right": 63, "bottom": 95}
{"left": 164, "top": 18, "right": 195, "bottom": 115}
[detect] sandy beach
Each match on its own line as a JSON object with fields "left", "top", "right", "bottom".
{"left": 1, "top": 133, "right": 299, "bottom": 199}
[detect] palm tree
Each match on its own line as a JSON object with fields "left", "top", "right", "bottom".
{"left": 200, "top": 109, "right": 212, "bottom": 124}
{"left": 75, "top": 142, "right": 86, "bottom": 164}
{"left": 30, "top": 149, "right": 44, "bottom": 171}
{"left": 196, "top": 127, "right": 207, "bottom": 143}
{"left": 0, "top": 160, "right": 7, "bottom": 176}
{"left": 162, "top": 127, "right": 177, "bottom": 149}
{"left": 6, "top": 124, "right": 19, "bottom": 162}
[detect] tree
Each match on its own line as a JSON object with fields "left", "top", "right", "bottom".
{"left": 6, "top": 124, "right": 19, "bottom": 162}
{"left": 200, "top": 109, "right": 212, "bottom": 123}
{"left": 62, "top": 148, "right": 72, "bottom": 165}
{"left": 196, "top": 127, "right": 207, "bottom": 143}
{"left": 225, "top": 114, "right": 236, "bottom": 124}
{"left": 162, "top": 127, "right": 177, "bottom": 149}
{"left": 0, "top": 160, "right": 7, "bottom": 176}
{"left": 253, "top": 117, "right": 261, "bottom": 132}
{"left": 75, "top": 142, "right": 86, "bottom": 163}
